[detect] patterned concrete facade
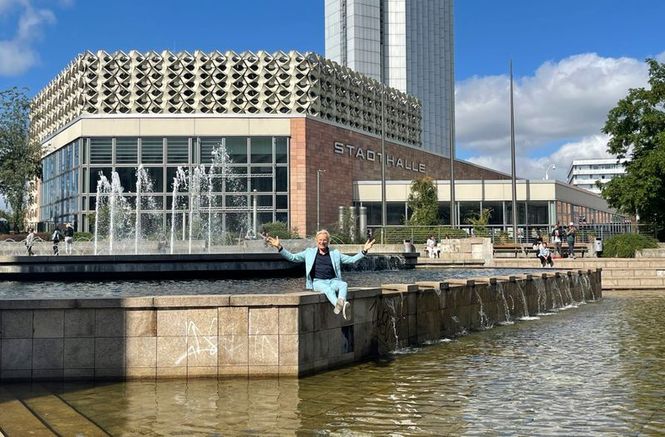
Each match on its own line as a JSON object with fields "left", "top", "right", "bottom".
{"left": 31, "top": 50, "right": 421, "bottom": 147}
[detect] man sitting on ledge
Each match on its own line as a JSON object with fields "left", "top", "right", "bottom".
{"left": 266, "top": 229, "right": 375, "bottom": 320}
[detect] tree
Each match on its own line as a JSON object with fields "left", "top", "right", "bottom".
{"left": 0, "top": 87, "right": 42, "bottom": 232}
{"left": 601, "top": 59, "right": 665, "bottom": 234}
{"left": 467, "top": 208, "right": 492, "bottom": 237}
{"left": 407, "top": 176, "right": 439, "bottom": 226}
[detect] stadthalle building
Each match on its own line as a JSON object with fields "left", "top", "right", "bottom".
{"left": 31, "top": 50, "right": 618, "bottom": 236}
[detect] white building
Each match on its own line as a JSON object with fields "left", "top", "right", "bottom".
{"left": 567, "top": 158, "right": 627, "bottom": 194}
{"left": 324, "top": 0, "right": 455, "bottom": 157}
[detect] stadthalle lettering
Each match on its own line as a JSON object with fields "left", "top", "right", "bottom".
{"left": 333, "top": 142, "right": 426, "bottom": 173}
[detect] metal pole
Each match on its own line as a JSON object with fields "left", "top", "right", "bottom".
{"left": 381, "top": 85, "right": 387, "bottom": 243}
{"left": 316, "top": 169, "right": 323, "bottom": 230}
{"left": 510, "top": 60, "right": 518, "bottom": 244}
{"left": 379, "top": 4, "right": 387, "bottom": 244}
{"left": 449, "top": 105, "right": 456, "bottom": 228}
{"left": 252, "top": 189, "right": 258, "bottom": 238}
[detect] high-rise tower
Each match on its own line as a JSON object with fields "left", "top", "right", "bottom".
{"left": 325, "top": 0, "right": 455, "bottom": 156}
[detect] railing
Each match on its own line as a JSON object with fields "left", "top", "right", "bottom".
{"left": 366, "top": 223, "right": 659, "bottom": 245}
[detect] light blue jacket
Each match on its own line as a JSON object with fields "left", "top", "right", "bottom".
{"left": 279, "top": 247, "right": 365, "bottom": 289}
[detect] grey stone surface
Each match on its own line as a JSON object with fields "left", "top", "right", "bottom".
{"left": 2, "top": 310, "right": 32, "bottom": 338}
{"left": 64, "top": 309, "right": 95, "bottom": 337}
{"left": 2, "top": 339, "right": 32, "bottom": 369}
{"left": 33, "top": 310, "right": 64, "bottom": 338}
{"left": 64, "top": 338, "right": 94, "bottom": 368}
{"left": 32, "top": 338, "right": 63, "bottom": 369}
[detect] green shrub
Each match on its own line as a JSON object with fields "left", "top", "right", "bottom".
{"left": 261, "top": 221, "right": 298, "bottom": 239}
{"left": 74, "top": 232, "right": 93, "bottom": 240}
{"left": 601, "top": 233, "right": 659, "bottom": 258}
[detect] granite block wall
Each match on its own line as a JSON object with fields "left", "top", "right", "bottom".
{"left": 0, "top": 269, "right": 601, "bottom": 381}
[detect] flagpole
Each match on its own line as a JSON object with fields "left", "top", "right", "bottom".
{"left": 510, "top": 60, "right": 518, "bottom": 244}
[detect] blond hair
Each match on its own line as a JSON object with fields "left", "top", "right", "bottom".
{"left": 315, "top": 229, "right": 330, "bottom": 240}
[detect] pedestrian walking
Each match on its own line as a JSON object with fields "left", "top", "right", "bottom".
{"left": 52, "top": 227, "right": 63, "bottom": 256}
{"left": 64, "top": 223, "right": 75, "bottom": 255}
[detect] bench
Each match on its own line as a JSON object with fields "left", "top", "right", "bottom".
{"left": 558, "top": 245, "right": 588, "bottom": 258}
{"left": 493, "top": 245, "right": 532, "bottom": 258}
{"left": 423, "top": 244, "right": 441, "bottom": 258}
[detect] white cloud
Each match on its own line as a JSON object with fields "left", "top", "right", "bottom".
{"left": 456, "top": 53, "right": 652, "bottom": 180}
{"left": 466, "top": 134, "right": 613, "bottom": 181}
{"left": 0, "top": 0, "right": 57, "bottom": 76}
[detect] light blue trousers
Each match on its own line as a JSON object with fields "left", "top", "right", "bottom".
{"left": 313, "top": 278, "right": 348, "bottom": 307}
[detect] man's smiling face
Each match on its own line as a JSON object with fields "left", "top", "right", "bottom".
{"left": 317, "top": 234, "right": 329, "bottom": 252}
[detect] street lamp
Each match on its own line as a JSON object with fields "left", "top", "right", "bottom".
{"left": 316, "top": 169, "right": 326, "bottom": 230}
{"left": 544, "top": 164, "right": 556, "bottom": 180}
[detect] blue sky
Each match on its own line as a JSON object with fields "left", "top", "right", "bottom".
{"left": 1, "top": 0, "right": 665, "bottom": 180}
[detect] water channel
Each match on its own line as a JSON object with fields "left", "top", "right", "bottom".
{"left": 0, "top": 268, "right": 545, "bottom": 299}
{"left": 1, "top": 289, "right": 662, "bottom": 435}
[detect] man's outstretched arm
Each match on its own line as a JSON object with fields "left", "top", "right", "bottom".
{"left": 340, "top": 239, "right": 376, "bottom": 264}
{"left": 265, "top": 235, "right": 306, "bottom": 263}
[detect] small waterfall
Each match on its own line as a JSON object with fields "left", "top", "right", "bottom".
{"left": 533, "top": 278, "right": 550, "bottom": 315}
{"left": 474, "top": 289, "right": 491, "bottom": 329}
{"left": 551, "top": 279, "right": 565, "bottom": 310}
{"left": 561, "top": 276, "right": 577, "bottom": 308}
{"left": 350, "top": 254, "right": 405, "bottom": 271}
{"left": 515, "top": 281, "right": 532, "bottom": 319}
{"left": 575, "top": 274, "right": 587, "bottom": 304}
{"left": 495, "top": 282, "right": 512, "bottom": 325}
{"left": 381, "top": 293, "right": 406, "bottom": 352}
{"left": 451, "top": 315, "right": 466, "bottom": 336}
{"left": 580, "top": 275, "right": 595, "bottom": 301}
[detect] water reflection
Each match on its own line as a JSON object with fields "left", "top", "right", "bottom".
{"left": 2, "top": 291, "right": 663, "bottom": 435}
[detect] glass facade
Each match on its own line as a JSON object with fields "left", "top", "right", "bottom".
{"left": 325, "top": 0, "right": 454, "bottom": 155}
{"left": 358, "top": 199, "right": 621, "bottom": 240}
{"left": 40, "top": 140, "right": 80, "bottom": 227}
{"left": 40, "top": 136, "right": 289, "bottom": 232}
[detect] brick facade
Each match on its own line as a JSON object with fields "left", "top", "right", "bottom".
{"left": 289, "top": 117, "right": 509, "bottom": 235}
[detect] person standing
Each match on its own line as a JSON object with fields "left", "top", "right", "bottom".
{"left": 52, "top": 226, "right": 63, "bottom": 256}
{"left": 551, "top": 221, "right": 563, "bottom": 257}
{"left": 24, "top": 228, "right": 36, "bottom": 256}
{"left": 566, "top": 222, "right": 577, "bottom": 259}
{"left": 426, "top": 235, "right": 437, "bottom": 258}
{"left": 64, "top": 223, "right": 75, "bottom": 255}
{"left": 266, "top": 229, "right": 375, "bottom": 320}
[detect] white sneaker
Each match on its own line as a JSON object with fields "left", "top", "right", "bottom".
{"left": 342, "top": 301, "right": 351, "bottom": 320}
{"left": 334, "top": 297, "right": 344, "bottom": 315}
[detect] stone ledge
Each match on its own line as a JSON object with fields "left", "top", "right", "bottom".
{"left": 153, "top": 295, "right": 231, "bottom": 308}
{"left": 229, "top": 292, "right": 322, "bottom": 306}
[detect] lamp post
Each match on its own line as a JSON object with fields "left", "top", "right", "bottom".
{"left": 316, "top": 169, "right": 325, "bottom": 230}
{"left": 544, "top": 163, "right": 556, "bottom": 180}
{"left": 252, "top": 189, "right": 257, "bottom": 239}
{"left": 509, "top": 60, "right": 518, "bottom": 244}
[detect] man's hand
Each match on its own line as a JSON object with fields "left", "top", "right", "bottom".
{"left": 265, "top": 235, "right": 281, "bottom": 250}
{"left": 363, "top": 238, "right": 376, "bottom": 252}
